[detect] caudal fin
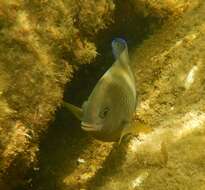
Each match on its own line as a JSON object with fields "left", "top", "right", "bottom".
{"left": 112, "top": 38, "right": 130, "bottom": 65}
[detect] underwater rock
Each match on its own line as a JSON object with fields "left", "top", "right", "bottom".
{"left": 130, "top": 0, "right": 201, "bottom": 18}
{"left": 0, "top": 0, "right": 115, "bottom": 189}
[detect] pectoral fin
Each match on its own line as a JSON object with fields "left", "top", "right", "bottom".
{"left": 119, "top": 120, "right": 153, "bottom": 145}
{"left": 62, "top": 101, "right": 83, "bottom": 120}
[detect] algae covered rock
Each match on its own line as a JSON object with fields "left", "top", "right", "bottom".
{"left": 130, "top": 0, "right": 201, "bottom": 18}
{"left": 0, "top": 0, "right": 115, "bottom": 188}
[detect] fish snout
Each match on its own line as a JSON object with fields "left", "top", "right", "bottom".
{"left": 81, "top": 121, "right": 101, "bottom": 132}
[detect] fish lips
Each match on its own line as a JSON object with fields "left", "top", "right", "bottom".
{"left": 81, "top": 121, "right": 102, "bottom": 132}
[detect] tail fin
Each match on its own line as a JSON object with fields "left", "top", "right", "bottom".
{"left": 112, "top": 38, "right": 130, "bottom": 65}
{"left": 62, "top": 101, "right": 83, "bottom": 120}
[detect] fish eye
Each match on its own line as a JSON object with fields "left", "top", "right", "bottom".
{"left": 99, "top": 107, "right": 110, "bottom": 119}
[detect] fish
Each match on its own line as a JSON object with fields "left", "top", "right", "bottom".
{"left": 63, "top": 38, "right": 152, "bottom": 142}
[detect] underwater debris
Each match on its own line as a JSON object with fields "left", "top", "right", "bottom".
{"left": 184, "top": 65, "right": 198, "bottom": 90}
{"left": 130, "top": 171, "right": 149, "bottom": 188}
{"left": 77, "top": 158, "right": 86, "bottom": 164}
{"left": 160, "top": 141, "right": 168, "bottom": 166}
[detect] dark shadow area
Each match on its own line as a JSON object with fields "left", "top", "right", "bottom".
{"left": 29, "top": 112, "right": 91, "bottom": 190}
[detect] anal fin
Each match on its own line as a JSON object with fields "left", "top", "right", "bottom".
{"left": 119, "top": 120, "right": 153, "bottom": 145}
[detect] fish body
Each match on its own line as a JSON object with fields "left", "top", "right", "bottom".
{"left": 64, "top": 38, "right": 147, "bottom": 141}
{"left": 80, "top": 38, "right": 136, "bottom": 141}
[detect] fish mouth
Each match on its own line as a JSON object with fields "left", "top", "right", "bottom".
{"left": 81, "top": 122, "right": 101, "bottom": 132}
